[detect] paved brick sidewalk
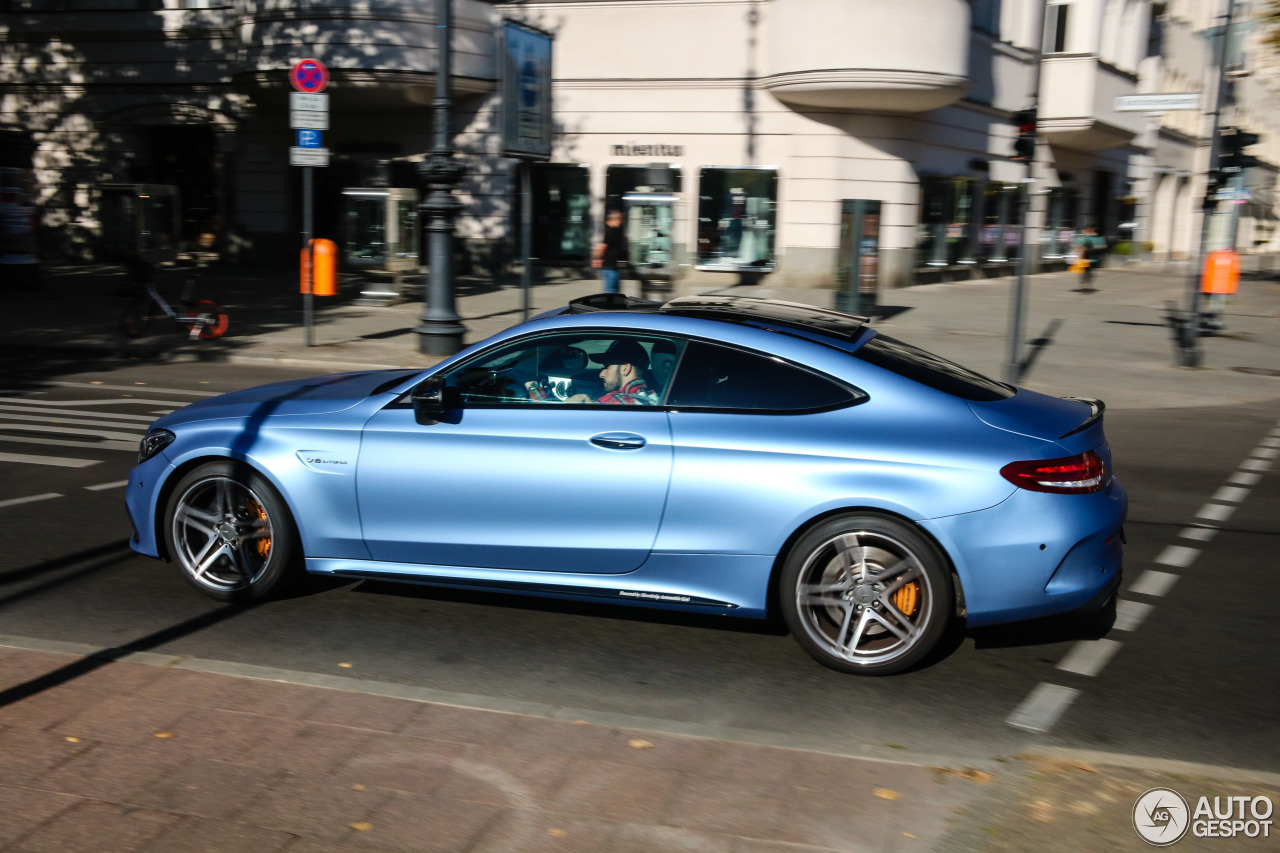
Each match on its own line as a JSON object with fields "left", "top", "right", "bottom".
{"left": 0, "top": 645, "right": 1003, "bottom": 853}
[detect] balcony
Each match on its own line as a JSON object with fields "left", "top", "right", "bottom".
{"left": 1037, "top": 55, "right": 1145, "bottom": 150}
{"left": 760, "top": 0, "right": 970, "bottom": 113}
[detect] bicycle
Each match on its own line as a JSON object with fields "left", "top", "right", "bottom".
{"left": 120, "top": 261, "right": 229, "bottom": 340}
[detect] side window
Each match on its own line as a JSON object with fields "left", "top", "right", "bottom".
{"left": 444, "top": 333, "right": 684, "bottom": 406}
{"left": 667, "top": 341, "right": 862, "bottom": 413}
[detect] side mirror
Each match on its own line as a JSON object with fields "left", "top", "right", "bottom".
{"left": 412, "top": 376, "right": 453, "bottom": 424}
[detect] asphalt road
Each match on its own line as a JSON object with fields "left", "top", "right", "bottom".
{"left": 0, "top": 358, "right": 1276, "bottom": 775}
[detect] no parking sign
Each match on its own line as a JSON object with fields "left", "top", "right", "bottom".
{"left": 290, "top": 58, "right": 329, "bottom": 94}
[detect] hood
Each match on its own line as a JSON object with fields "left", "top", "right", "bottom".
{"left": 967, "top": 389, "right": 1102, "bottom": 450}
{"left": 152, "top": 369, "right": 420, "bottom": 428}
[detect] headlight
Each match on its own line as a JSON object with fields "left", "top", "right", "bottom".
{"left": 138, "top": 429, "right": 175, "bottom": 463}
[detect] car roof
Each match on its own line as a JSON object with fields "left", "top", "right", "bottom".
{"left": 564, "top": 293, "right": 870, "bottom": 342}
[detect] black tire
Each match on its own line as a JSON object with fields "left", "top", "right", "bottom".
{"left": 780, "top": 513, "right": 952, "bottom": 675}
{"left": 163, "top": 461, "right": 301, "bottom": 602}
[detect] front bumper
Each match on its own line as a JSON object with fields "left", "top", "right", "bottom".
{"left": 921, "top": 476, "right": 1127, "bottom": 628}
{"left": 125, "top": 453, "right": 176, "bottom": 560}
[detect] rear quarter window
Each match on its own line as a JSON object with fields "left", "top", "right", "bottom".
{"left": 854, "top": 334, "right": 1015, "bottom": 402}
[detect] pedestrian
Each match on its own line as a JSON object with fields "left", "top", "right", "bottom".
{"left": 592, "top": 208, "right": 628, "bottom": 295}
{"left": 1071, "top": 225, "right": 1107, "bottom": 292}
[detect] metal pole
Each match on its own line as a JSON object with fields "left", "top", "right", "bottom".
{"left": 303, "top": 165, "right": 314, "bottom": 347}
{"left": 521, "top": 161, "right": 532, "bottom": 321}
{"left": 415, "top": 0, "right": 466, "bottom": 356}
{"left": 1180, "top": 0, "right": 1237, "bottom": 367}
{"left": 1004, "top": 0, "right": 1049, "bottom": 383}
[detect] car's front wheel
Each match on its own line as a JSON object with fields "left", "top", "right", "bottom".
{"left": 781, "top": 513, "right": 952, "bottom": 675}
{"left": 164, "top": 461, "right": 299, "bottom": 602}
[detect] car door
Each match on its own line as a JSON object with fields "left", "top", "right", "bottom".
{"left": 656, "top": 339, "right": 866, "bottom": 556}
{"left": 356, "top": 332, "right": 680, "bottom": 574}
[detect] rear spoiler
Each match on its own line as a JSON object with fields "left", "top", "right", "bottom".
{"left": 1058, "top": 397, "right": 1105, "bottom": 439}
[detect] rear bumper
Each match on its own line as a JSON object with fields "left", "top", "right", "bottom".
{"left": 921, "top": 477, "right": 1127, "bottom": 628}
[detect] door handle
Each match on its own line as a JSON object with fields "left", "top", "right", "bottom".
{"left": 590, "top": 433, "right": 646, "bottom": 450}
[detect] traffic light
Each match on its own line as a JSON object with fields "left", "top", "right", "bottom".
{"left": 1218, "top": 127, "right": 1261, "bottom": 174}
{"left": 1011, "top": 109, "right": 1037, "bottom": 162}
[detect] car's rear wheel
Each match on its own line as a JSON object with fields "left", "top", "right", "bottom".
{"left": 164, "top": 461, "right": 299, "bottom": 602}
{"left": 781, "top": 513, "right": 952, "bottom": 675}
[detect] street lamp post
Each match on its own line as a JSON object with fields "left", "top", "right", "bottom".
{"left": 415, "top": 0, "right": 466, "bottom": 356}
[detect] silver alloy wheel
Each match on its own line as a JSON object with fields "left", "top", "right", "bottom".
{"left": 793, "top": 530, "right": 934, "bottom": 667}
{"left": 170, "top": 475, "right": 275, "bottom": 594}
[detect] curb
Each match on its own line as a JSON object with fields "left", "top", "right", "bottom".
{"left": 0, "top": 632, "right": 1005, "bottom": 773}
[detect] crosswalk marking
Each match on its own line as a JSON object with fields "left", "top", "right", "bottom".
{"left": 0, "top": 403, "right": 158, "bottom": 422}
{"left": 0, "top": 412, "right": 151, "bottom": 433}
{"left": 0, "top": 492, "right": 63, "bottom": 509}
{"left": 0, "top": 434, "right": 136, "bottom": 452}
{"left": 0, "top": 452, "right": 99, "bottom": 468}
{"left": 43, "top": 381, "right": 218, "bottom": 397}
{"left": 0, "top": 423, "right": 142, "bottom": 442}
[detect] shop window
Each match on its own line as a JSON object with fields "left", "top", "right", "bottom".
{"left": 1041, "top": 188, "right": 1078, "bottom": 259}
{"left": 917, "top": 177, "right": 977, "bottom": 267}
{"left": 532, "top": 164, "right": 591, "bottom": 263}
{"left": 978, "top": 183, "right": 1024, "bottom": 264}
{"left": 606, "top": 165, "right": 682, "bottom": 211}
{"left": 696, "top": 168, "right": 777, "bottom": 271}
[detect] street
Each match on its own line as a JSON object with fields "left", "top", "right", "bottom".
{"left": 1, "top": 357, "right": 1276, "bottom": 776}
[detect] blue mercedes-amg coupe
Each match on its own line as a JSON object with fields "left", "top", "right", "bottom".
{"left": 127, "top": 294, "right": 1126, "bottom": 674}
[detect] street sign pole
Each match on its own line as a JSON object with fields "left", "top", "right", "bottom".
{"left": 1005, "top": 0, "right": 1048, "bottom": 384}
{"left": 521, "top": 162, "right": 532, "bottom": 321}
{"left": 303, "top": 165, "right": 314, "bottom": 347}
{"left": 1181, "top": 0, "right": 1237, "bottom": 367}
{"left": 289, "top": 59, "right": 329, "bottom": 348}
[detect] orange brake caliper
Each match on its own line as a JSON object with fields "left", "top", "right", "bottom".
{"left": 245, "top": 500, "right": 271, "bottom": 558}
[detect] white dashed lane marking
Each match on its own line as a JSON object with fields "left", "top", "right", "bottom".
{"left": 1178, "top": 526, "right": 1218, "bottom": 542}
{"left": 1007, "top": 684, "right": 1080, "bottom": 732}
{"left": 1129, "top": 570, "right": 1179, "bottom": 598}
{"left": 1241, "top": 458, "right": 1272, "bottom": 471}
{"left": 1252, "top": 446, "right": 1279, "bottom": 460}
{"left": 85, "top": 480, "right": 130, "bottom": 492}
{"left": 1196, "top": 502, "right": 1236, "bottom": 522}
{"left": 1154, "top": 545, "right": 1199, "bottom": 568}
{"left": 1260, "top": 437, "right": 1280, "bottom": 448}
{"left": 1211, "top": 485, "right": 1250, "bottom": 503}
{"left": 0, "top": 493, "right": 62, "bottom": 509}
{"left": 1113, "top": 600, "right": 1154, "bottom": 632}
{"left": 1057, "top": 638, "right": 1123, "bottom": 677}
{"left": 1230, "top": 471, "right": 1262, "bottom": 486}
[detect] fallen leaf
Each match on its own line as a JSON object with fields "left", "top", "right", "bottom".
{"left": 135, "top": 382, "right": 146, "bottom": 386}
{"left": 628, "top": 739, "right": 654, "bottom": 750}
{"left": 902, "top": 832, "right": 916, "bottom": 838}
{"left": 875, "top": 788, "right": 901, "bottom": 800}
{"left": 957, "top": 769, "right": 994, "bottom": 784}
{"left": 90, "top": 380, "right": 103, "bottom": 385}
{"left": 338, "top": 662, "right": 353, "bottom": 668}
{"left": 351, "top": 822, "right": 373, "bottom": 831}
{"left": 353, "top": 784, "right": 366, "bottom": 791}
{"left": 65, "top": 736, "right": 80, "bottom": 743}
{"left": 570, "top": 719, "right": 591, "bottom": 726}
{"left": 547, "top": 828, "right": 567, "bottom": 838}
{"left": 154, "top": 732, "right": 175, "bottom": 738}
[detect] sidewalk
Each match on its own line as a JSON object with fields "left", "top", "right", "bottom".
{"left": 3, "top": 641, "right": 1278, "bottom": 853}
{"left": 3, "top": 259, "right": 1279, "bottom": 410}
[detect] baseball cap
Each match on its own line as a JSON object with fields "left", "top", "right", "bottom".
{"left": 591, "top": 339, "right": 649, "bottom": 368}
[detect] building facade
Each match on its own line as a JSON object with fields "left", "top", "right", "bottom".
{"left": 2, "top": 0, "right": 1275, "bottom": 289}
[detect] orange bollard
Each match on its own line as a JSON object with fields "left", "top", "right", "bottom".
{"left": 1201, "top": 249, "right": 1240, "bottom": 296}
{"left": 311, "top": 238, "right": 337, "bottom": 296}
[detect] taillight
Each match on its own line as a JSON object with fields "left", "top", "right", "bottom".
{"left": 1000, "top": 449, "right": 1106, "bottom": 494}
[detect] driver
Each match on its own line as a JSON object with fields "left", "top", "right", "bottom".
{"left": 527, "top": 339, "right": 658, "bottom": 405}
